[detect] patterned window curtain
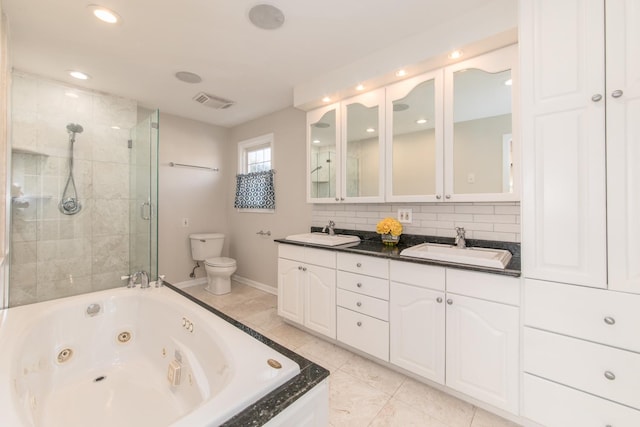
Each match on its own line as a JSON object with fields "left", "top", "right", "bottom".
{"left": 234, "top": 170, "right": 275, "bottom": 210}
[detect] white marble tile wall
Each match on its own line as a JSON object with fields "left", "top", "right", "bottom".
{"left": 9, "top": 71, "right": 137, "bottom": 305}
{"left": 312, "top": 202, "right": 521, "bottom": 242}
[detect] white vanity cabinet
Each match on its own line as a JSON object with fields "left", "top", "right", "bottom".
{"left": 307, "top": 89, "right": 385, "bottom": 203}
{"left": 277, "top": 245, "right": 336, "bottom": 339}
{"left": 336, "top": 253, "right": 389, "bottom": 361}
{"left": 389, "top": 263, "right": 520, "bottom": 414}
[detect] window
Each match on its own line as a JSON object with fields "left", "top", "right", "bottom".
{"left": 235, "top": 134, "right": 275, "bottom": 212}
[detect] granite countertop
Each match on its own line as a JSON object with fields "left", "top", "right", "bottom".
{"left": 166, "top": 283, "right": 329, "bottom": 426}
{"left": 275, "top": 228, "right": 521, "bottom": 277}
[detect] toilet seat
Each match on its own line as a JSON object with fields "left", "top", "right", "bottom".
{"left": 205, "top": 257, "right": 236, "bottom": 268}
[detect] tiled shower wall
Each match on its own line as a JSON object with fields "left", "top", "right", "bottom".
{"left": 312, "top": 202, "right": 521, "bottom": 242}
{"left": 9, "top": 71, "right": 137, "bottom": 306}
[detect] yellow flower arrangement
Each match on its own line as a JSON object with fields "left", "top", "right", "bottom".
{"left": 376, "top": 217, "right": 403, "bottom": 236}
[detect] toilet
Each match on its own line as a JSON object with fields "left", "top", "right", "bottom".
{"left": 189, "top": 233, "right": 237, "bottom": 295}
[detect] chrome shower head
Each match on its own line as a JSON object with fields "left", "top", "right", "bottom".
{"left": 66, "top": 123, "right": 83, "bottom": 134}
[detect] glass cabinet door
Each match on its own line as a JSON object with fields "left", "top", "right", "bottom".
{"left": 341, "top": 89, "right": 385, "bottom": 202}
{"left": 444, "top": 45, "right": 518, "bottom": 202}
{"left": 308, "top": 103, "right": 340, "bottom": 202}
{"left": 385, "top": 70, "right": 444, "bottom": 202}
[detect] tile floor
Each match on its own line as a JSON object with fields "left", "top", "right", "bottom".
{"left": 184, "top": 282, "right": 521, "bottom": 427}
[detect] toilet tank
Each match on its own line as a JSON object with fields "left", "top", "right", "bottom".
{"left": 189, "top": 233, "right": 224, "bottom": 261}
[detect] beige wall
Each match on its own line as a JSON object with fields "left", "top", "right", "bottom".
{"left": 392, "top": 129, "right": 436, "bottom": 195}
{"left": 228, "top": 107, "right": 311, "bottom": 290}
{"left": 0, "top": 10, "right": 8, "bottom": 304}
{"left": 158, "top": 113, "right": 231, "bottom": 284}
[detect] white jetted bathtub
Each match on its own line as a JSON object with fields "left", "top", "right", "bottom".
{"left": 0, "top": 285, "right": 319, "bottom": 427}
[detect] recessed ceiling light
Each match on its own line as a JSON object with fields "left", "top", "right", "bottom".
{"left": 395, "top": 69, "right": 407, "bottom": 77}
{"left": 69, "top": 71, "right": 90, "bottom": 80}
{"left": 355, "top": 84, "right": 365, "bottom": 91}
{"left": 504, "top": 79, "right": 513, "bottom": 86}
{"left": 322, "top": 96, "right": 331, "bottom": 103}
{"left": 448, "top": 50, "right": 463, "bottom": 59}
{"left": 416, "top": 119, "right": 428, "bottom": 124}
{"left": 89, "top": 5, "right": 120, "bottom": 24}
{"left": 65, "top": 91, "right": 79, "bottom": 98}
{"left": 312, "top": 139, "right": 321, "bottom": 144}
{"left": 175, "top": 71, "right": 202, "bottom": 84}
{"left": 366, "top": 127, "right": 376, "bottom": 133}
{"left": 248, "top": 4, "right": 285, "bottom": 30}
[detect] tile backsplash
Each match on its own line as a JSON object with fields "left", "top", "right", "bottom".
{"left": 312, "top": 202, "right": 520, "bottom": 242}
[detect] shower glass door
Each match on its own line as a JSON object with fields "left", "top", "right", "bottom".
{"left": 129, "top": 109, "right": 159, "bottom": 281}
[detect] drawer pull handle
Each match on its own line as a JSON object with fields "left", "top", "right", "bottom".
{"left": 612, "top": 89, "right": 624, "bottom": 98}
{"left": 436, "top": 297, "right": 443, "bottom": 303}
{"left": 356, "top": 282, "right": 362, "bottom": 288}
{"left": 356, "top": 262, "right": 362, "bottom": 268}
{"left": 604, "top": 316, "right": 616, "bottom": 325}
{"left": 446, "top": 299, "right": 453, "bottom": 305}
{"left": 357, "top": 321, "right": 362, "bottom": 327}
{"left": 604, "top": 371, "right": 616, "bottom": 381}
{"left": 356, "top": 302, "right": 362, "bottom": 307}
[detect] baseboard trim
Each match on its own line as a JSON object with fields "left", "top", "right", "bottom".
{"left": 232, "top": 274, "right": 277, "bottom": 295}
{"left": 173, "top": 278, "right": 207, "bottom": 289}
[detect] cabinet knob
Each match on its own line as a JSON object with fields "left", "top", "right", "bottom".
{"left": 356, "top": 262, "right": 362, "bottom": 268}
{"left": 302, "top": 267, "right": 307, "bottom": 272}
{"left": 591, "top": 94, "right": 603, "bottom": 102}
{"left": 604, "top": 316, "right": 616, "bottom": 325}
{"left": 357, "top": 321, "right": 362, "bottom": 327}
{"left": 298, "top": 266, "right": 303, "bottom": 270}
{"left": 356, "top": 282, "right": 362, "bottom": 288}
{"left": 356, "top": 301, "right": 362, "bottom": 307}
{"left": 340, "top": 197, "right": 345, "bottom": 201}
{"left": 436, "top": 194, "right": 442, "bottom": 200}
{"left": 445, "top": 194, "right": 451, "bottom": 199}
{"left": 335, "top": 197, "right": 339, "bottom": 201}
{"left": 604, "top": 371, "right": 616, "bottom": 381}
{"left": 446, "top": 298, "right": 453, "bottom": 305}
{"left": 611, "top": 89, "right": 624, "bottom": 98}
{"left": 436, "top": 297, "right": 443, "bottom": 303}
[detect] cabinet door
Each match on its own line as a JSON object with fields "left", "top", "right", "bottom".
{"left": 606, "top": 0, "right": 640, "bottom": 294}
{"left": 520, "top": 0, "right": 607, "bottom": 287}
{"left": 385, "top": 70, "right": 444, "bottom": 202}
{"left": 342, "top": 89, "right": 385, "bottom": 202}
{"left": 444, "top": 45, "right": 518, "bottom": 202}
{"left": 308, "top": 103, "right": 340, "bottom": 203}
{"left": 390, "top": 282, "right": 445, "bottom": 383}
{"left": 277, "top": 258, "right": 304, "bottom": 324}
{"left": 445, "top": 294, "right": 519, "bottom": 414}
{"left": 305, "top": 264, "right": 336, "bottom": 339}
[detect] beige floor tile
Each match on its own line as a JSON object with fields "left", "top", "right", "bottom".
{"left": 394, "top": 378, "right": 475, "bottom": 427}
{"left": 369, "top": 397, "right": 450, "bottom": 427}
{"left": 471, "top": 408, "right": 521, "bottom": 427}
{"left": 329, "top": 370, "right": 390, "bottom": 427}
{"left": 265, "top": 323, "right": 314, "bottom": 350}
{"left": 222, "top": 294, "right": 276, "bottom": 320}
{"left": 242, "top": 307, "right": 285, "bottom": 333}
{"left": 296, "top": 337, "right": 354, "bottom": 372}
{"left": 339, "top": 354, "right": 406, "bottom": 396}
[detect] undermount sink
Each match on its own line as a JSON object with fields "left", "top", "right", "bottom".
{"left": 400, "top": 243, "right": 512, "bottom": 269}
{"left": 285, "top": 232, "right": 361, "bottom": 247}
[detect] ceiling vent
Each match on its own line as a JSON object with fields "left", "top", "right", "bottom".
{"left": 192, "top": 92, "right": 235, "bottom": 109}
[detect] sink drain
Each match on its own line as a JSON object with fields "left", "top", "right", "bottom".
{"left": 117, "top": 331, "right": 132, "bottom": 343}
{"left": 56, "top": 348, "right": 73, "bottom": 364}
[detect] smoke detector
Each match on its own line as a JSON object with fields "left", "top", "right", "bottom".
{"left": 192, "top": 92, "right": 235, "bottom": 109}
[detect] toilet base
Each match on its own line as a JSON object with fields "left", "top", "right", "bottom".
{"left": 204, "top": 275, "right": 231, "bottom": 295}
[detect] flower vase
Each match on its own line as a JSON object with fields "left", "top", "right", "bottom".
{"left": 381, "top": 233, "right": 400, "bottom": 246}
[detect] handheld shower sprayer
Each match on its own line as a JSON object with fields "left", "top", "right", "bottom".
{"left": 59, "top": 123, "right": 83, "bottom": 215}
{"left": 66, "top": 123, "right": 84, "bottom": 143}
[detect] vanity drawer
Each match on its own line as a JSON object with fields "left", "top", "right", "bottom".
{"left": 337, "top": 253, "right": 388, "bottom": 278}
{"left": 337, "top": 271, "right": 389, "bottom": 300}
{"left": 337, "top": 289, "right": 388, "bottom": 321}
{"left": 337, "top": 307, "right": 389, "bottom": 361}
{"left": 524, "top": 374, "right": 640, "bottom": 427}
{"left": 390, "top": 260, "right": 445, "bottom": 291}
{"left": 278, "top": 244, "right": 336, "bottom": 269}
{"left": 525, "top": 279, "right": 640, "bottom": 352}
{"left": 524, "top": 327, "right": 640, "bottom": 409}
{"left": 446, "top": 268, "right": 520, "bottom": 306}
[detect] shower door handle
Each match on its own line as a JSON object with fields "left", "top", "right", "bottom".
{"left": 141, "top": 201, "right": 151, "bottom": 220}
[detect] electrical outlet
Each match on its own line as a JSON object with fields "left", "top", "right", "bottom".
{"left": 397, "top": 208, "right": 412, "bottom": 224}
{"left": 467, "top": 173, "right": 475, "bottom": 184}
{"left": 181, "top": 218, "right": 189, "bottom": 227}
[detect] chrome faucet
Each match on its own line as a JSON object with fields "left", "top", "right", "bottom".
{"left": 322, "top": 220, "right": 336, "bottom": 236}
{"left": 454, "top": 227, "right": 467, "bottom": 249}
{"left": 122, "top": 271, "right": 150, "bottom": 288}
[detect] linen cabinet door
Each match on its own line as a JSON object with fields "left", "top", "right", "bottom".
{"left": 390, "top": 282, "right": 445, "bottom": 384}
{"left": 445, "top": 294, "right": 519, "bottom": 414}
{"left": 606, "top": 0, "right": 640, "bottom": 294}
{"left": 304, "top": 264, "right": 336, "bottom": 339}
{"left": 277, "top": 258, "right": 304, "bottom": 325}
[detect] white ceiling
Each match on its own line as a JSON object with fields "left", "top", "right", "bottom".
{"left": 2, "top": 0, "right": 500, "bottom": 128}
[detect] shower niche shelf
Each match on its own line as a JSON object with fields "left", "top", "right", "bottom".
{"left": 11, "top": 147, "right": 49, "bottom": 157}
